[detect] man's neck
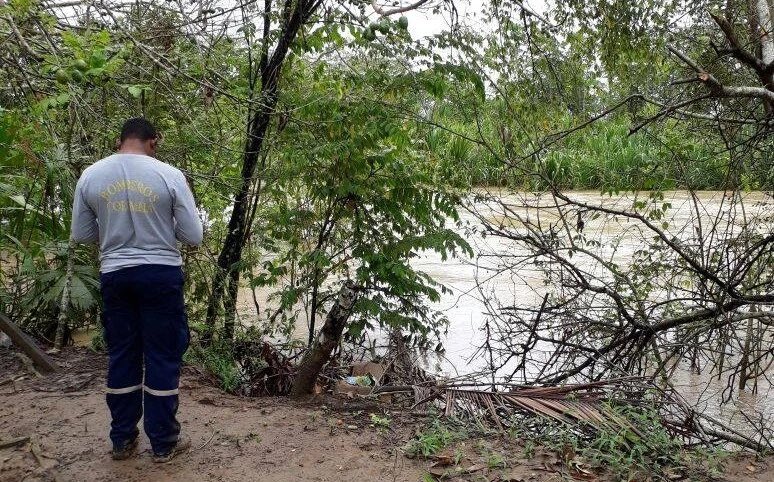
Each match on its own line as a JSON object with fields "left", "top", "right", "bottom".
{"left": 118, "top": 138, "right": 153, "bottom": 156}
{"left": 118, "top": 148, "right": 149, "bottom": 156}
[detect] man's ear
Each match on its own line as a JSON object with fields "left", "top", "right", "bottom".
{"left": 148, "top": 138, "right": 158, "bottom": 153}
{"left": 115, "top": 138, "right": 122, "bottom": 151}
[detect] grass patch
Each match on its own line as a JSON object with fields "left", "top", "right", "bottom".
{"left": 510, "top": 402, "right": 730, "bottom": 481}
{"left": 408, "top": 403, "right": 730, "bottom": 481}
{"left": 89, "top": 328, "right": 106, "bottom": 352}
{"left": 369, "top": 413, "right": 391, "bottom": 429}
{"left": 403, "top": 419, "right": 469, "bottom": 458}
{"left": 184, "top": 339, "right": 242, "bottom": 392}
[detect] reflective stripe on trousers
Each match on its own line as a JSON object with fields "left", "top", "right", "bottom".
{"left": 143, "top": 386, "right": 179, "bottom": 396}
{"left": 105, "top": 385, "right": 179, "bottom": 396}
{"left": 105, "top": 384, "right": 143, "bottom": 395}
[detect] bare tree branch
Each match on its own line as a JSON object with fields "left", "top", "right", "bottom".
{"left": 2, "top": 15, "right": 43, "bottom": 61}
{"left": 371, "top": 0, "right": 431, "bottom": 16}
{"left": 668, "top": 44, "right": 774, "bottom": 103}
{"left": 709, "top": 12, "right": 767, "bottom": 75}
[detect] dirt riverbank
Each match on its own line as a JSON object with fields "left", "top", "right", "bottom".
{"left": 1, "top": 347, "right": 773, "bottom": 482}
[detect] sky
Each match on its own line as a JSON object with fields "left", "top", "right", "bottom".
{"left": 399, "top": 0, "right": 550, "bottom": 39}
{"left": 47, "top": 0, "right": 551, "bottom": 42}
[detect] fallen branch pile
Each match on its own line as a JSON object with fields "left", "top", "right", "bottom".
{"left": 402, "top": 376, "right": 774, "bottom": 453}
{"left": 220, "top": 335, "right": 772, "bottom": 452}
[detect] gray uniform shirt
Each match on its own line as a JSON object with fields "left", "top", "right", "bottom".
{"left": 70, "top": 153, "right": 203, "bottom": 273}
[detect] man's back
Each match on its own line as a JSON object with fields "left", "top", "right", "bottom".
{"left": 71, "top": 153, "right": 202, "bottom": 273}
{"left": 71, "top": 118, "right": 198, "bottom": 462}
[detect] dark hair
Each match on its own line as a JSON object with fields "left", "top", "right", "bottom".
{"left": 120, "top": 117, "right": 158, "bottom": 142}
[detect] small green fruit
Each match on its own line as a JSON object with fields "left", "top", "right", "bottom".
{"left": 377, "top": 19, "right": 390, "bottom": 34}
{"left": 55, "top": 69, "right": 70, "bottom": 83}
{"left": 398, "top": 16, "right": 408, "bottom": 29}
{"left": 71, "top": 69, "right": 84, "bottom": 82}
{"left": 74, "top": 59, "right": 88, "bottom": 71}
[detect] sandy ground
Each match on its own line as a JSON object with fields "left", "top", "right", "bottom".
{"left": 0, "top": 348, "right": 429, "bottom": 482}
{"left": 1, "top": 347, "right": 773, "bottom": 482}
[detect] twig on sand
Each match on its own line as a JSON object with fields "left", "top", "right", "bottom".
{"left": 29, "top": 439, "right": 49, "bottom": 466}
{"left": 29, "top": 437, "right": 64, "bottom": 480}
{"left": 196, "top": 431, "right": 218, "bottom": 450}
{"left": 0, "top": 436, "right": 30, "bottom": 450}
{"left": 37, "top": 392, "right": 91, "bottom": 398}
{"left": 14, "top": 352, "right": 42, "bottom": 378}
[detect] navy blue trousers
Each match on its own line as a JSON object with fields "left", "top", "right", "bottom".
{"left": 100, "top": 264, "right": 189, "bottom": 454}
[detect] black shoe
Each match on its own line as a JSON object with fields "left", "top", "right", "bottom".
{"left": 152, "top": 435, "right": 191, "bottom": 463}
{"left": 111, "top": 436, "right": 139, "bottom": 460}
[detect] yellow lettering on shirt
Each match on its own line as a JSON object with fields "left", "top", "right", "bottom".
{"left": 101, "top": 179, "right": 159, "bottom": 213}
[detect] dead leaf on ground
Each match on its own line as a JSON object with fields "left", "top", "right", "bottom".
{"left": 430, "top": 454, "right": 455, "bottom": 467}
{"left": 531, "top": 461, "right": 560, "bottom": 473}
{"left": 494, "top": 475, "right": 529, "bottom": 482}
{"left": 465, "top": 463, "right": 487, "bottom": 473}
{"left": 428, "top": 466, "right": 450, "bottom": 478}
{"left": 567, "top": 457, "right": 597, "bottom": 479}
{"left": 530, "top": 450, "right": 561, "bottom": 465}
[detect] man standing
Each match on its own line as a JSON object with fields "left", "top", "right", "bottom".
{"left": 70, "top": 117, "right": 203, "bottom": 463}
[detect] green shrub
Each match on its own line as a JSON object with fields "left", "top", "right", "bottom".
{"left": 185, "top": 340, "right": 242, "bottom": 393}
{"left": 90, "top": 328, "right": 106, "bottom": 352}
{"left": 521, "top": 402, "right": 728, "bottom": 481}
{"left": 403, "top": 419, "right": 468, "bottom": 458}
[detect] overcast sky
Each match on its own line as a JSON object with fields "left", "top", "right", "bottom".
{"left": 400, "top": 0, "right": 550, "bottom": 39}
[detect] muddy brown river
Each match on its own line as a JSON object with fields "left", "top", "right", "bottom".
{"left": 410, "top": 189, "right": 774, "bottom": 435}
{"left": 234, "top": 189, "right": 774, "bottom": 434}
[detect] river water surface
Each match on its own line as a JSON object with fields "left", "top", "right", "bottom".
{"left": 411, "top": 189, "right": 774, "bottom": 435}
{"left": 228, "top": 189, "right": 774, "bottom": 433}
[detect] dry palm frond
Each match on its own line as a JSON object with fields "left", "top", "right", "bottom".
{"left": 441, "top": 378, "right": 646, "bottom": 441}
{"left": 395, "top": 375, "right": 770, "bottom": 452}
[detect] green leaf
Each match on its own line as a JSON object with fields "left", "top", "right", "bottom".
{"left": 127, "top": 85, "right": 143, "bottom": 98}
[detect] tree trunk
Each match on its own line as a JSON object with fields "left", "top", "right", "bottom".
{"left": 223, "top": 267, "right": 240, "bottom": 340}
{"left": 53, "top": 239, "right": 77, "bottom": 350}
{"left": 756, "top": 0, "right": 774, "bottom": 113}
{"left": 739, "top": 313, "right": 754, "bottom": 390}
{"left": 53, "top": 103, "right": 78, "bottom": 351}
{"left": 756, "top": 0, "right": 774, "bottom": 66}
{"left": 0, "top": 313, "right": 59, "bottom": 373}
{"left": 290, "top": 281, "right": 357, "bottom": 398}
{"left": 308, "top": 267, "right": 319, "bottom": 346}
{"left": 204, "top": 0, "right": 320, "bottom": 342}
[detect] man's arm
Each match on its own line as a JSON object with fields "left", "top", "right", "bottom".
{"left": 172, "top": 170, "right": 203, "bottom": 246}
{"left": 70, "top": 176, "right": 99, "bottom": 244}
